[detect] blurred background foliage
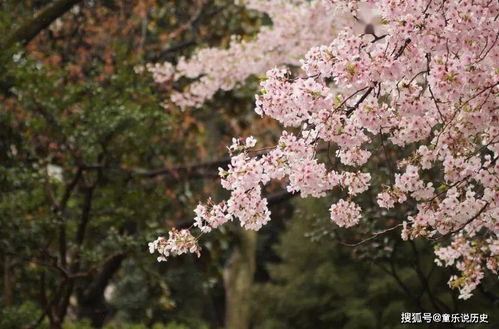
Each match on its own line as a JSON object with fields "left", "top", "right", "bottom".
{"left": 0, "top": 1, "right": 497, "bottom": 329}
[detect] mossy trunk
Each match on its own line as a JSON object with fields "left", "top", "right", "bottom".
{"left": 3, "top": 255, "right": 12, "bottom": 307}
{"left": 223, "top": 229, "right": 257, "bottom": 329}
{"left": 203, "top": 113, "right": 257, "bottom": 329}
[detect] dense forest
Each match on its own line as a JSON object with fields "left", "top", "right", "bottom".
{"left": 0, "top": 1, "right": 498, "bottom": 329}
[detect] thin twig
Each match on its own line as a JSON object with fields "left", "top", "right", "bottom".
{"left": 340, "top": 223, "right": 403, "bottom": 247}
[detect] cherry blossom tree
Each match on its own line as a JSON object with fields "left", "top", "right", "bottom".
{"left": 150, "top": 0, "right": 499, "bottom": 300}
{"left": 148, "top": 0, "right": 339, "bottom": 108}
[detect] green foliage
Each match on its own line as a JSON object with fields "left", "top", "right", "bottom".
{"left": 0, "top": 302, "right": 40, "bottom": 329}
{"left": 253, "top": 198, "right": 499, "bottom": 329}
{"left": 1, "top": 2, "right": 497, "bottom": 329}
{"left": 0, "top": 1, "right": 270, "bottom": 328}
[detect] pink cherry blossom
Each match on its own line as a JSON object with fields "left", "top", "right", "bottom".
{"left": 150, "top": 0, "right": 499, "bottom": 299}
{"left": 330, "top": 199, "right": 362, "bottom": 228}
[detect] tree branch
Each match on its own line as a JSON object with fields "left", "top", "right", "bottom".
{"left": 345, "top": 86, "right": 374, "bottom": 116}
{"left": 1, "top": 0, "right": 83, "bottom": 49}
{"left": 339, "top": 223, "right": 402, "bottom": 248}
{"left": 56, "top": 167, "right": 83, "bottom": 267}
{"left": 82, "top": 156, "right": 231, "bottom": 180}
{"left": 58, "top": 184, "right": 95, "bottom": 322}
{"left": 174, "top": 189, "right": 296, "bottom": 229}
{"left": 431, "top": 201, "right": 489, "bottom": 241}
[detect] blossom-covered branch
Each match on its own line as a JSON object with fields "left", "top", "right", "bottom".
{"left": 147, "top": 0, "right": 341, "bottom": 108}
{"left": 150, "top": 0, "right": 499, "bottom": 300}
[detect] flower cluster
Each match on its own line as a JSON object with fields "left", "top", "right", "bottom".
{"left": 149, "top": 0, "right": 338, "bottom": 109}
{"left": 145, "top": 62, "right": 174, "bottom": 83}
{"left": 435, "top": 235, "right": 497, "bottom": 300}
{"left": 150, "top": 0, "right": 499, "bottom": 299}
{"left": 148, "top": 228, "right": 201, "bottom": 262}
{"left": 329, "top": 199, "right": 362, "bottom": 228}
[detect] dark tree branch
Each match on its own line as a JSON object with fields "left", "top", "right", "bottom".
{"left": 83, "top": 146, "right": 332, "bottom": 182}
{"left": 79, "top": 254, "right": 124, "bottom": 302}
{"left": 409, "top": 240, "right": 451, "bottom": 313}
{"left": 339, "top": 224, "right": 402, "bottom": 248}
{"left": 24, "top": 273, "right": 50, "bottom": 329}
{"left": 56, "top": 167, "right": 83, "bottom": 267}
{"left": 154, "top": 40, "right": 197, "bottom": 61}
{"left": 431, "top": 201, "right": 489, "bottom": 241}
{"left": 393, "top": 38, "right": 412, "bottom": 59}
{"left": 345, "top": 86, "right": 375, "bottom": 116}
{"left": 136, "top": 157, "right": 231, "bottom": 178}
{"left": 82, "top": 156, "right": 231, "bottom": 180}
{"left": 388, "top": 241, "right": 423, "bottom": 309}
{"left": 58, "top": 184, "right": 95, "bottom": 322}
{"left": 332, "top": 86, "right": 369, "bottom": 113}
{"left": 74, "top": 187, "right": 95, "bottom": 247}
{"left": 76, "top": 254, "right": 125, "bottom": 327}
{"left": 1, "top": 0, "right": 84, "bottom": 49}
{"left": 267, "top": 189, "right": 295, "bottom": 205}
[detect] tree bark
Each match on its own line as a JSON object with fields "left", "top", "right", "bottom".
{"left": 200, "top": 111, "right": 258, "bottom": 329}
{"left": 76, "top": 254, "right": 125, "bottom": 327}
{"left": 3, "top": 254, "right": 13, "bottom": 307}
{"left": 1, "top": 0, "right": 83, "bottom": 49}
{"left": 57, "top": 186, "right": 95, "bottom": 324}
{"left": 223, "top": 229, "right": 257, "bottom": 329}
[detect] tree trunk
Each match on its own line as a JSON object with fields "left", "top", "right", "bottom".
{"left": 3, "top": 254, "right": 12, "bottom": 307}
{"left": 50, "top": 321, "right": 63, "bottom": 329}
{"left": 223, "top": 229, "right": 257, "bottom": 329}
{"left": 202, "top": 112, "right": 258, "bottom": 329}
{"left": 76, "top": 254, "right": 125, "bottom": 327}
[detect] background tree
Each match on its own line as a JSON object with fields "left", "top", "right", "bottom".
{"left": 253, "top": 198, "right": 499, "bottom": 329}
{"left": 1, "top": 1, "right": 498, "bottom": 329}
{"left": 0, "top": 1, "right": 272, "bottom": 328}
